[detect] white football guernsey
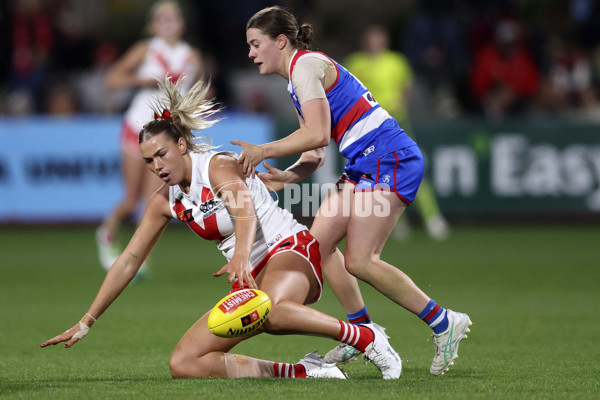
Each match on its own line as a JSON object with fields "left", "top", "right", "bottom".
{"left": 169, "top": 151, "right": 307, "bottom": 269}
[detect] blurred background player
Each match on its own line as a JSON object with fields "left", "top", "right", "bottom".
{"left": 95, "top": 0, "right": 203, "bottom": 276}
{"left": 345, "top": 24, "right": 449, "bottom": 241}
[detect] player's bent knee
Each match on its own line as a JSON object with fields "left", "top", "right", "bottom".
{"left": 259, "top": 300, "right": 286, "bottom": 333}
{"left": 344, "top": 253, "right": 371, "bottom": 279}
{"left": 169, "top": 352, "right": 189, "bottom": 378}
{"left": 169, "top": 351, "right": 210, "bottom": 378}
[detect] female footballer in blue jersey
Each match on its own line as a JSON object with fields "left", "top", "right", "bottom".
{"left": 233, "top": 6, "right": 471, "bottom": 375}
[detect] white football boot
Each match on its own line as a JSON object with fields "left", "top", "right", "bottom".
{"left": 430, "top": 310, "right": 472, "bottom": 375}
{"left": 96, "top": 226, "right": 149, "bottom": 282}
{"left": 425, "top": 215, "right": 450, "bottom": 241}
{"left": 362, "top": 323, "right": 402, "bottom": 379}
{"left": 323, "top": 322, "right": 388, "bottom": 364}
{"left": 298, "top": 351, "right": 347, "bottom": 379}
{"left": 95, "top": 226, "right": 120, "bottom": 272}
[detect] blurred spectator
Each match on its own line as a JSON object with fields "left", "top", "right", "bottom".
{"left": 570, "top": 0, "right": 600, "bottom": 49}
{"left": 52, "top": 0, "right": 105, "bottom": 71}
{"left": 7, "top": 0, "right": 54, "bottom": 114}
{"left": 536, "top": 35, "right": 594, "bottom": 114}
{"left": 345, "top": 25, "right": 449, "bottom": 241}
{"left": 0, "top": 2, "right": 11, "bottom": 85}
{"left": 346, "top": 25, "right": 413, "bottom": 126}
{"left": 75, "top": 42, "right": 133, "bottom": 114}
{"left": 43, "top": 79, "right": 78, "bottom": 115}
{"left": 401, "top": 0, "right": 469, "bottom": 118}
{"left": 470, "top": 18, "right": 541, "bottom": 120}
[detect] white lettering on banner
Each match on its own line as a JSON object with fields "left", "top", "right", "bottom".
{"left": 0, "top": 116, "right": 275, "bottom": 223}
{"left": 491, "top": 135, "right": 525, "bottom": 196}
{"left": 563, "top": 145, "right": 594, "bottom": 196}
{"left": 433, "top": 145, "right": 478, "bottom": 197}
{"left": 490, "top": 135, "right": 600, "bottom": 207}
{"left": 523, "top": 144, "right": 562, "bottom": 196}
{"left": 587, "top": 147, "right": 600, "bottom": 210}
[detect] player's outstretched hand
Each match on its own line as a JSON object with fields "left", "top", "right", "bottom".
{"left": 230, "top": 140, "right": 264, "bottom": 178}
{"left": 257, "top": 162, "right": 288, "bottom": 192}
{"left": 213, "top": 259, "right": 258, "bottom": 290}
{"left": 40, "top": 321, "right": 90, "bottom": 349}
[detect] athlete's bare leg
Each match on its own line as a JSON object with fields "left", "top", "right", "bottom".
{"left": 344, "top": 190, "right": 430, "bottom": 314}
{"left": 102, "top": 151, "right": 161, "bottom": 236}
{"left": 169, "top": 252, "right": 344, "bottom": 378}
{"left": 310, "top": 180, "right": 366, "bottom": 313}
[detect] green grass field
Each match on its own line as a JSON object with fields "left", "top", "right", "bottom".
{"left": 1, "top": 223, "right": 599, "bottom": 399}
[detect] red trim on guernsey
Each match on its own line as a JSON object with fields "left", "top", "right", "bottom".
{"left": 289, "top": 50, "right": 310, "bottom": 81}
{"left": 201, "top": 186, "right": 212, "bottom": 202}
{"left": 341, "top": 175, "right": 358, "bottom": 185}
{"left": 289, "top": 50, "right": 340, "bottom": 92}
{"left": 424, "top": 304, "right": 441, "bottom": 322}
{"left": 153, "top": 51, "right": 183, "bottom": 83}
{"left": 393, "top": 152, "right": 399, "bottom": 191}
{"left": 331, "top": 97, "right": 372, "bottom": 144}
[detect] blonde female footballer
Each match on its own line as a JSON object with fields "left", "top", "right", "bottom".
{"left": 41, "top": 78, "right": 402, "bottom": 380}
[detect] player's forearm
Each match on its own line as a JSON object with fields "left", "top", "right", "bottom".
{"left": 231, "top": 212, "right": 257, "bottom": 260}
{"left": 283, "top": 148, "right": 327, "bottom": 185}
{"left": 262, "top": 127, "right": 329, "bottom": 160}
{"left": 87, "top": 255, "right": 141, "bottom": 319}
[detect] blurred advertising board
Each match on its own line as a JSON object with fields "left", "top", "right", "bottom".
{"left": 412, "top": 117, "right": 600, "bottom": 218}
{"left": 276, "top": 117, "right": 600, "bottom": 220}
{"left": 0, "top": 114, "right": 273, "bottom": 223}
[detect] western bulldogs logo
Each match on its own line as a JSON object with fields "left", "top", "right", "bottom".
{"left": 363, "top": 145, "right": 375, "bottom": 156}
{"left": 363, "top": 91, "right": 378, "bottom": 107}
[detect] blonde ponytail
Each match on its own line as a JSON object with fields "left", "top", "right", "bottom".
{"left": 141, "top": 76, "right": 221, "bottom": 153}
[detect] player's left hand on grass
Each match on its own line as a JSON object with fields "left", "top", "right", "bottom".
{"left": 230, "top": 140, "right": 264, "bottom": 178}
{"left": 213, "top": 258, "right": 258, "bottom": 289}
{"left": 40, "top": 321, "right": 91, "bottom": 349}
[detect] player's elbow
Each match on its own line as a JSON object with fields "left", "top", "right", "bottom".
{"left": 300, "top": 147, "right": 326, "bottom": 171}
{"left": 315, "top": 133, "right": 329, "bottom": 148}
{"left": 312, "top": 147, "right": 327, "bottom": 169}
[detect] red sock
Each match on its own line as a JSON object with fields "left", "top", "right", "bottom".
{"left": 273, "top": 362, "right": 307, "bottom": 378}
{"left": 336, "top": 320, "right": 375, "bottom": 353}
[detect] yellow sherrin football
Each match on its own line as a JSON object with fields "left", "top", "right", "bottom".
{"left": 207, "top": 289, "right": 271, "bottom": 337}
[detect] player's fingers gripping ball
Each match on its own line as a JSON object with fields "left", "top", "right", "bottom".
{"left": 208, "top": 289, "right": 271, "bottom": 337}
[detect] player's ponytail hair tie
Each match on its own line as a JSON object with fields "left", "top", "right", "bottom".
{"left": 154, "top": 109, "right": 171, "bottom": 120}
{"left": 297, "top": 25, "right": 303, "bottom": 37}
{"left": 141, "top": 75, "right": 222, "bottom": 153}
